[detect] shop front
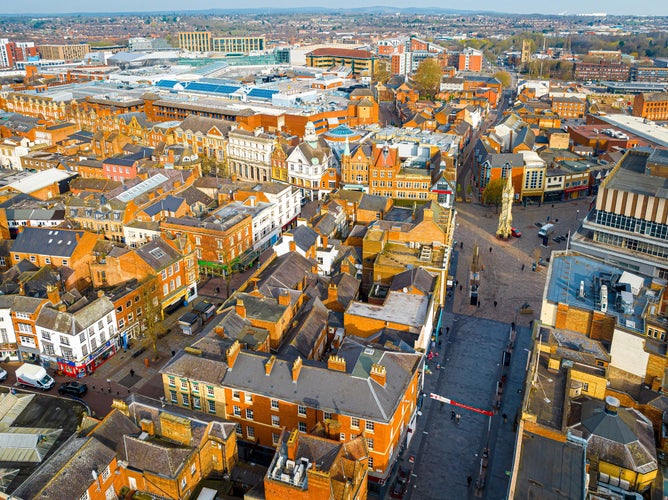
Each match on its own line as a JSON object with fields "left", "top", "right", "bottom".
{"left": 0, "top": 343, "right": 19, "bottom": 362}
{"left": 57, "top": 339, "right": 119, "bottom": 378}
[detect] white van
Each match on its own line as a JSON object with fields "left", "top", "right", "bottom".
{"left": 538, "top": 224, "right": 554, "bottom": 237}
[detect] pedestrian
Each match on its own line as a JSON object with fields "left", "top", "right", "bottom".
{"left": 130, "top": 369, "right": 135, "bottom": 377}
{"left": 451, "top": 410, "right": 456, "bottom": 421}
{"left": 446, "top": 326, "right": 450, "bottom": 334}
{"left": 521, "top": 263, "right": 525, "bottom": 271}
{"left": 456, "top": 413, "right": 461, "bottom": 423}
{"left": 502, "top": 413, "right": 508, "bottom": 423}
{"left": 489, "top": 246, "right": 492, "bottom": 253}
{"left": 511, "top": 321, "right": 515, "bottom": 330}
{"left": 459, "top": 284, "right": 463, "bottom": 291}
{"left": 460, "top": 241, "right": 463, "bottom": 249}
{"left": 494, "top": 300, "right": 498, "bottom": 308}
{"left": 216, "top": 287, "right": 220, "bottom": 294}
{"left": 477, "top": 300, "right": 481, "bottom": 308}
{"left": 467, "top": 475, "right": 473, "bottom": 488}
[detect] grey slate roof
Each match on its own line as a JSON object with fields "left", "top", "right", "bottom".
{"left": 36, "top": 297, "right": 114, "bottom": 334}
{"left": 390, "top": 268, "right": 436, "bottom": 295}
{"left": 162, "top": 350, "right": 228, "bottom": 385}
{"left": 11, "top": 228, "right": 85, "bottom": 257}
{"left": 571, "top": 399, "right": 657, "bottom": 474}
{"left": 223, "top": 338, "right": 421, "bottom": 422}
{"left": 123, "top": 434, "right": 192, "bottom": 478}
{"left": 87, "top": 408, "right": 141, "bottom": 455}
{"left": 358, "top": 194, "right": 389, "bottom": 212}
{"left": 256, "top": 252, "right": 315, "bottom": 295}
{"left": 142, "top": 195, "right": 185, "bottom": 217}
{"left": 292, "top": 224, "right": 319, "bottom": 252}
{"left": 135, "top": 238, "right": 180, "bottom": 271}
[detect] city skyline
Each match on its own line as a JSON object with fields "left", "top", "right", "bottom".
{"left": 2, "top": 0, "right": 667, "bottom": 16}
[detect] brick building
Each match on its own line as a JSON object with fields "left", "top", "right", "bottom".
{"left": 161, "top": 338, "right": 423, "bottom": 496}
{"left": 633, "top": 92, "right": 668, "bottom": 121}
{"left": 551, "top": 96, "right": 586, "bottom": 119}
{"left": 574, "top": 61, "right": 630, "bottom": 82}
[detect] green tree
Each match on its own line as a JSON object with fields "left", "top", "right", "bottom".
{"left": 493, "top": 71, "right": 511, "bottom": 88}
{"left": 412, "top": 58, "right": 442, "bottom": 99}
{"left": 481, "top": 178, "right": 505, "bottom": 212}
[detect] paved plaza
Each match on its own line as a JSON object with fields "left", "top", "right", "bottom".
{"left": 400, "top": 197, "right": 591, "bottom": 499}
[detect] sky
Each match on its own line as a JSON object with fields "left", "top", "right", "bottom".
{"left": 2, "top": 0, "right": 667, "bottom": 16}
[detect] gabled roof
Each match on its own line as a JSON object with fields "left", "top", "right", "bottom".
{"left": 141, "top": 195, "right": 185, "bottom": 217}
{"left": 223, "top": 338, "right": 421, "bottom": 421}
{"left": 256, "top": 252, "right": 315, "bottom": 296}
{"left": 123, "top": 434, "right": 192, "bottom": 478}
{"left": 135, "top": 238, "right": 181, "bottom": 271}
{"left": 11, "top": 228, "right": 86, "bottom": 257}
{"left": 292, "top": 224, "right": 319, "bottom": 252}
{"left": 390, "top": 268, "right": 436, "bottom": 295}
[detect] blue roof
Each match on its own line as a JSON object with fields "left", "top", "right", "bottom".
{"left": 248, "top": 88, "right": 278, "bottom": 100}
{"left": 155, "top": 80, "right": 179, "bottom": 89}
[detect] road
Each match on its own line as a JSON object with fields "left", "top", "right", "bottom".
{"left": 457, "top": 87, "right": 512, "bottom": 202}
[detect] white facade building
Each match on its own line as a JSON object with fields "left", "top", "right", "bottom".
{"left": 287, "top": 122, "right": 333, "bottom": 201}
{"left": 36, "top": 296, "right": 118, "bottom": 377}
{"left": 0, "top": 137, "right": 31, "bottom": 169}
{"left": 227, "top": 129, "right": 274, "bottom": 182}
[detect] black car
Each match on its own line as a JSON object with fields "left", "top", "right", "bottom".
{"left": 58, "top": 381, "right": 88, "bottom": 396}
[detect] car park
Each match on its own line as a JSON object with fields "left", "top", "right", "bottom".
{"left": 58, "top": 381, "right": 88, "bottom": 397}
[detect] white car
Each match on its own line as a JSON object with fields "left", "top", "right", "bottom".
{"left": 0, "top": 368, "right": 7, "bottom": 382}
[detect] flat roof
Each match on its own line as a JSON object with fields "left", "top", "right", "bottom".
{"left": 513, "top": 431, "right": 586, "bottom": 500}
{"left": 594, "top": 114, "right": 668, "bottom": 149}
{"left": 546, "top": 252, "right": 650, "bottom": 334}
{"left": 346, "top": 291, "right": 429, "bottom": 328}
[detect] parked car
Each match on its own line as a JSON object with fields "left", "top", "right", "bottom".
{"left": 511, "top": 227, "right": 522, "bottom": 238}
{"left": 58, "top": 381, "right": 88, "bottom": 397}
{"left": 0, "top": 367, "right": 7, "bottom": 382}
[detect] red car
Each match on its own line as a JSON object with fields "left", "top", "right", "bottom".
{"left": 511, "top": 227, "right": 522, "bottom": 238}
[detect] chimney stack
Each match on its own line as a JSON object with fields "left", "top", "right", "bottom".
{"left": 226, "top": 340, "right": 241, "bottom": 369}
{"left": 287, "top": 429, "right": 299, "bottom": 460}
{"left": 277, "top": 290, "right": 291, "bottom": 307}
{"left": 370, "top": 363, "right": 387, "bottom": 387}
{"left": 265, "top": 355, "right": 276, "bottom": 376}
{"left": 322, "top": 235, "right": 329, "bottom": 248}
{"left": 289, "top": 240, "right": 297, "bottom": 253}
{"left": 46, "top": 284, "right": 60, "bottom": 305}
{"left": 328, "top": 282, "right": 338, "bottom": 303}
{"left": 327, "top": 354, "right": 346, "bottom": 372}
{"left": 292, "top": 356, "right": 303, "bottom": 383}
{"left": 235, "top": 299, "right": 246, "bottom": 318}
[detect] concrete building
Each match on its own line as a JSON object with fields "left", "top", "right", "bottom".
{"left": 571, "top": 149, "right": 668, "bottom": 279}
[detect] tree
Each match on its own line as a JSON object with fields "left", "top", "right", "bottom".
{"left": 493, "top": 70, "right": 512, "bottom": 88}
{"left": 141, "top": 278, "right": 164, "bottom": 360}
{"left": 481, "top": 178, "right": 505, "bottom": 212}
{"left": 412, "top": 58, "right": 442, "bottom": 99}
